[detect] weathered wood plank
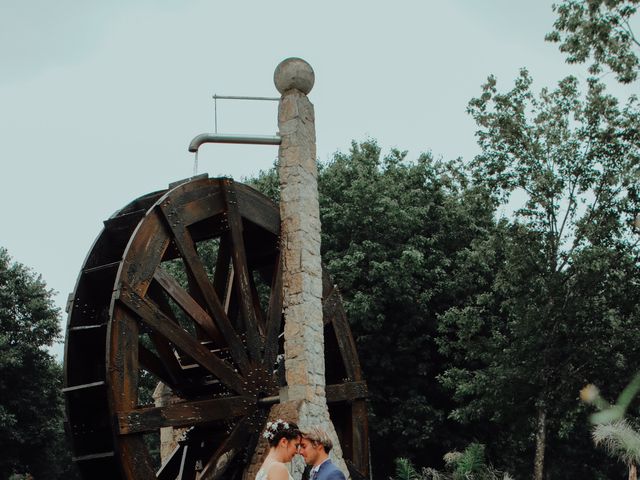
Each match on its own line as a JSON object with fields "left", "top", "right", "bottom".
{"left": 351, "top": 399, "right": 369, "bottom": 477}
{"left": 198, "top": 416, "right": 253, "bottom": 480}
{"left": 118, "top": 395, "right": 255, "bottom": 434}
{"left": 108, "top": 306, "right": 139, "bottom": 410}
{"left": 117, "top": 286, "right": 247, "bottom": 395}
{"left": 147, "top": 281, "right": 199, "bottom": 369}
{"left": 157, "top": 444, "right": 183, "bottom": 480}
{"left": 138, "top": 344, "right": 178, "bottom": 391}
{"left": 220, "top": 178, "right": 263, "bottom": 363}
{"left": 212, "top": 232, "right": 232, "bottom": 303}
{"left": 158, "top": 200, "right": 251, "bottom": 375}
{"left": 250, "top": 273, "right": 267, "bottom": 337}
{"left": 262, "top": 253, "right": 283, "bottom": 370}
{"left": 323, "top": 288, "right": 363, "bottom": 381}
{"left": 154, "top": 267, "right": 225, "bottom": 345}
{"left": 345, "top": 459, "right": 369, "bottom": 480}
{"left": 235, "top": 183, "right": 280, "bottom": 235}
{"left": 108, "top": 307, "right": 157, "bottom": 479}
{"left": 163, "top": 181, "right": 226, "bottom": 227}
{"left": 326, "top": 381, "right": 368, "bottom": 403}
{"left": 118, "top": 438, "right": 157, "bottom": 480}
{"left": 119, "top": 208, "right": 171, "bottom": 296}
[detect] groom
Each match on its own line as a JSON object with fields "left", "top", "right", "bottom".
{"left": 299, "top": 426, "right": 347, "bottom": 480}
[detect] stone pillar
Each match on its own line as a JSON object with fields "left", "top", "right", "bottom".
{"left": 275, "top": 57, "right": 348, "bottom": 477}
{"left": 244, "top": 57, "right": 349, "bottom": 480}
{"left": 152, "top": 383, "right": 185, "bottom": 463}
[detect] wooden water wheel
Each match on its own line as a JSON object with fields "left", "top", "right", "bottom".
{"left": 63, "top": 176, "right": 369, "bottom": 480}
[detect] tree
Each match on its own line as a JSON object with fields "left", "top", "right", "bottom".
{"left": 439, "top": 70, "right": 640, "bottom": 479}
{"left": 251, "top": 142, "right": 501, "bottom": 477}
{"left": 0, "top": 247, "right": 77, "bottom": 479}
{"left": 317, "top": 142, "right": 505, "bottom": 475}
{"left": 547, "top": 0, "right": 640, "bottom": 83}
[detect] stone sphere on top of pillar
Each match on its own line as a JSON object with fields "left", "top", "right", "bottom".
{"left": 274, "top": 57, "right": 315, "bottom": 95}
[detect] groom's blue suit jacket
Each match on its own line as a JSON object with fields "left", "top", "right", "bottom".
{"left": 314, "top": 459, "right": 346, "bottom": 480}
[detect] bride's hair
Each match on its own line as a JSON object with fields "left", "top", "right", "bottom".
{"left": 262, "top": 419, "right": 301, "bottom": 447}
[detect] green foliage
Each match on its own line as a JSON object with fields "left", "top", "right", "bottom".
{"left": 251, "top": 126, "right": 639, "bottom": 477}
{"left": 547, "top": 0, "right": 640, "bottom": 83}
{"left": 318, "top": 141, "right": 501, "bottom": 467}
{"left": 582, "top": 377, "right": 640, "bottom": 476}
{"left": 592, "top": 419, "right": 640, "bottom": 466}
{"left": 393, "top": 457, "right": 421, "bottom": 480}
{"left": 438, "top": 70, "right": 640, "bottom": 477}
{"left": 251, "top": 141, "right": 500, "bottom": 474}
{"left": 0, "top": 247, "right": 78, "bottom": 479}
{"left": 392, "top": 445, "right": 512, "bottom": 480}
{"left": 451, "top": 443, "right": 487, "bottom": 479}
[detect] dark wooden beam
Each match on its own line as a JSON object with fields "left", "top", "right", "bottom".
{"left": 118, "top": 286, "right": 247, "bottom": 395}
{"left": 108, "top": 307, "right": 157, "bottom": 479}
{"left": 351, "top": 399, "right": 370, "bottom": 477}
{"left": 262, "top": 253, "right": 283, "bottom": 370}
{"left": 158, "top": 201, "right": 252, "bottom": 376}
{"left": 212, "top": 232, "right": 232, "bottom": 306}
{"left": 157, "top": 444, "right": 184, "bottom": 480}
{"left": 323, "top": 288, "right": 363, "bottom": 381}
{"left": 154, "top": 267, "right": 225, "bottom": 346}
{"left": 118, "top": 396, "right": 255, "bottom": 434}
{"left": 198, "top": 416, "right": 253, "bottom": 480}
{"left": 138, "top": 344, "right": 179, "bottom": 391}
{"left": 118, "top": 209, "right": 170, "bottom": 294}
{"left": 220, "top": 179, "right": 263, "bottom": 363}
{"left": 326, "top": 381, "right": 368, "bottom": 403}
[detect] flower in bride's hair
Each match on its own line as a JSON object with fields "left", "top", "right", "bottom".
{"left": 262, "top": 418, "right": 291, "bottom": 441}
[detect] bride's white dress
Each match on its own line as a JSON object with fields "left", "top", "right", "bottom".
{"left": 256, "top": 466, "right": 294, "bottom": 480}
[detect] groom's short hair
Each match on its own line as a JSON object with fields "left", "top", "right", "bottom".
{"left": 302, "top": 426, "right": 333, "bottom": 453}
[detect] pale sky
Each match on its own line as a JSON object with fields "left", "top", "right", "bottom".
{"left": 1, "top": 1, "right": 636, "bottom": 359}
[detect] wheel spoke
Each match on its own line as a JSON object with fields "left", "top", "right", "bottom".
{"left": 220, "top": 179, "right": 263, "bottom": 363}
{"left": 323, "top": 286, "right": 363, "bottom": 381}
{"left": 212, "top": 232, "right": 232, "bottom": 305}
{"left": 159, "top": 201, "right": 252, "bottom": 375}
{"left": 198, "top": 415, "right": 254, "bottom": 480}
{"left": 147, "top": 281, "right": 199, "bottom": 369}
{"left": 157, "top": 443, "right": 184, "bottom": 480}
{"left": 262, "top": 253, "right": 283, "bottom": 370}
{"left": 180, "top": 443, "right": 200, "bottom": 480}
{"left": 118, "top": 286, "right": 247, "bottom": 395}
{"left": 154, "top": 267, "right": 225, "bottom": 346}
{"left": 117, "top": 395, "right": 256, "bottom": 434}
{"left": 138, "top": 344, "right": 181, "bottom": 392}
{"left": 248, "top": 271, "right": 267, "bottom": 336}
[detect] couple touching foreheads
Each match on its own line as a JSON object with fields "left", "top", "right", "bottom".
{"left": 256, "top": 419, "right": 346, "bottom": 480}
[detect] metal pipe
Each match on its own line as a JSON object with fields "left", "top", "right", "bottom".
{"left": 188, "top": 133, "right": 282, "bottom": 152}
{"left": 212, "top": 94, "right": 279, "bottom": 101}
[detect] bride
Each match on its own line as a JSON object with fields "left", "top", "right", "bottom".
{"left": 256, "top": 419, "right": 302, "bottom": 480}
